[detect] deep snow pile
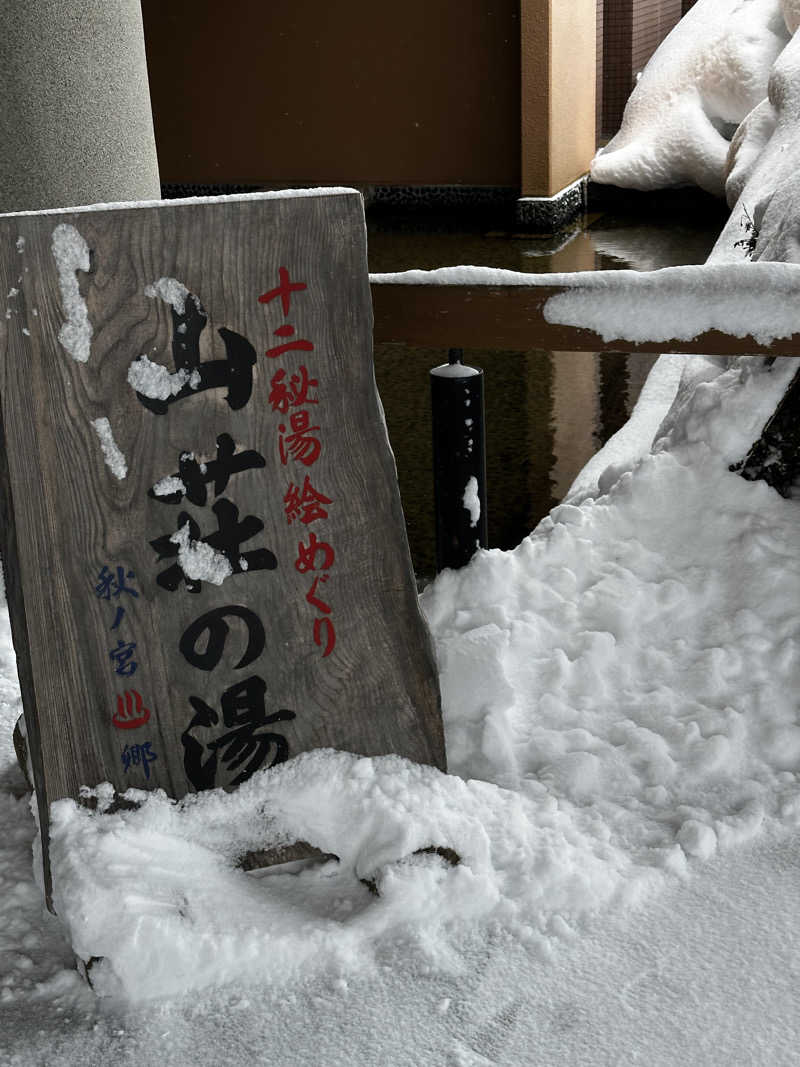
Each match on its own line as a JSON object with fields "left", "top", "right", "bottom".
{"left": 715, "top": 18, "right": 800, "bottom": 259}
{"left": 591, "top": 0, "right": 792, "bottom": 196}
{"left": 30, "top": 346, "right": 798, "bottom": 1002}
{"left": 3, "top": 3, "right": 800, "bottom": 1015}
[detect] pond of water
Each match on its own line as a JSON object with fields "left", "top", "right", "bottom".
{"left": 368, "top": 210, "right": 727, "bottom": 581}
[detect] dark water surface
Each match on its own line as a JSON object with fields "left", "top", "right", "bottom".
{"left": 367, "top": 212, "right": 724, "bottom": 580}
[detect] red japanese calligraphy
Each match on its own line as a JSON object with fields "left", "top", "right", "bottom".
{"left": 113, "top": 689, "right": 152, "bottom": 730}
{"left": 266, "top": 336, "right": 314, "bottom": 360}
{"left": 305, "top": 574, "right": 332, "bottom": 613}
{"left": 259, "top": 267, "right": 314, "bottom": 358}
{"left": 261, "top": 269, "right": 338, "bottom": 660}
{"left": 313, "top": 617, "right": 336, "bottom": 658}
{"left": 284, "top": 477, "right": 332, "bottom": 525}
{"left": 268, "top": 365, "right": 319, "bottom": 414}
{"left": 278, "top": 410, "right": 321, "bottom": 467}
{"left": 295, "top": 531, "right": 335, "bottom": 574}
{"left": 258, "top": 267, "right": 306, "bottom": 315}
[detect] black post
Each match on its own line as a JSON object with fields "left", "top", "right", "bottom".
{"left": 430, "top": 348, "right": 488, "bottom": 571}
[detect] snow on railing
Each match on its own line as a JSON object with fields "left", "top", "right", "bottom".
{"left": 370, "top": 262, "right": 800, "bottom": 355}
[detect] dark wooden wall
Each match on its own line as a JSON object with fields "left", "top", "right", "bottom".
{"left": 141, "top": 0, "right": 521, "bottom": 189}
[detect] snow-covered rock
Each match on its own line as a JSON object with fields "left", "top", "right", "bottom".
{"left": 715, "top": 22, "right": 800, "bottom": 260}
{"left": 723, "top": 97, "right": 777, "bottom": 208}
{"left": 591, "top": 0, "right": 789, "bottom": 196}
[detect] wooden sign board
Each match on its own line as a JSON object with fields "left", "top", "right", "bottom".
{"left": 0, "top": 190, "right": 445, "bottom": 895}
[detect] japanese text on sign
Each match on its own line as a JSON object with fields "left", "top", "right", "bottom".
{"left": 261, "top": 267, "right": 338, "bottom": 659}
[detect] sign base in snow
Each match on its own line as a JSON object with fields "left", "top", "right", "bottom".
{"left": 0, "top": 190, "right": 445, "bottom": 901}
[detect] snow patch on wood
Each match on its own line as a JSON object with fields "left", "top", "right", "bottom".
{"left": 90, "top": 418, "right": 127, "bottom": 480}
{"left": 51, "top": 223, "right": 92, "bottom": 363}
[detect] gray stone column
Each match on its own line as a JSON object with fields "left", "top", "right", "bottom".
{"left": 0, "top": 0, "right": 160, "bottom": 212}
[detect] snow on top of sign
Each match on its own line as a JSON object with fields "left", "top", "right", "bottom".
{"left": 370, "top": 261, "right": 800, "bottom": 345}
{"left": 127, "top": 354, "right": 201, "bottom": 400}
{"left": 90, "top": 418, "right": 127, "bottom": 480}
{"left": 462, "top": 476, "right": 480, "bottom": 527}
{"left": 170, "top": 521, "right": 233, "bottom": 585}
{"left": 0, "top": 187, "right": 360, "bottom": 219}
{"left": 145, "top": 277, "right": 190, "bottom": 316}
{"left": 51, "top": 222, "right": 92, "bottom": 363}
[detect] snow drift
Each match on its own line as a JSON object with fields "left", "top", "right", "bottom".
{"left": 42, "top": 343, "right": 800, "bottom": 1001}
{"left": 591, "top": 0, "right": 792, "bottom": 196}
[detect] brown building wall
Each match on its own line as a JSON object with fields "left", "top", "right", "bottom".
{"left": 521, "top": 0, "right": 596, "bottom": 198}
{"left": 631, "top": 0, "right": 682, "bottom": 75}
{"left": 596, "top": 0, "right": 605, "bottom": 143}
{"left": 141, "top": 0, "right": 521, "bottom": 189}
{"left": 549, "top": 0, "right": 597, "bottom": 193}
{"left": 600, "top": 0, "right": 682, "bottom": 140}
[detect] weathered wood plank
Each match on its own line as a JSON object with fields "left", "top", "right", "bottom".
{"left": 0, "top": 191, "right": 445, "bottom": 902}
{"left": 370, "top": 280, "right": 800, "bottom": 356}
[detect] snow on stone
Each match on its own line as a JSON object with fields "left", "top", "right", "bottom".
{"left": 51, "top": 222, "right": 92, "bottom": 363}
{"left": 716, "top": 23, "right": 800, "bottom": 263}
{"left": 723, "top": 97, "right": 776, "bottom": 208}
{"left": 169, "top": 520, "right": 232, "bottom": 585}
{"left": 786, "top": 0, "right": 800, "bottom": 32}
{"left": 462, "top": 476, "right": 480, "bottom": 527}
{"left": 145, "top": 276, "right": 190, "bottom": 316}
{"left": 127, "top": 354, "right": 198, "bottom": 400}
{"left": 90, "top": 418, "right": 127, "bottom": 480}
{"left": 590, "top": 0, "right": 789, "bottom": 196}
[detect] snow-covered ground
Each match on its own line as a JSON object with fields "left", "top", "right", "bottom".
{"left": 0, "top": 347, "right": 797, "bottom": 1058}
{"left": 2, "top": 334, "right": 799, "bottom": 1061}
{"left": 3, "top": 2, "right": 800, "bottom": 1060}
{"left": 2, "top": 329, "right": 799, "bottom": 1064}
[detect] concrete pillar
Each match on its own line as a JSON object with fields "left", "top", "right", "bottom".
{"left": 518, "top": 0, "right": 596, "bottom": 230}
{"left": 0, "top": 0, "right": 160, "bottom": 212}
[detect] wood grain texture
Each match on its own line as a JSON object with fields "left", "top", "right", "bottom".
{"left": 0, "top": 192, "right": 445, "bottom": 899}
{"left": 370, "top": 282, "right": 800, "bottom": 356}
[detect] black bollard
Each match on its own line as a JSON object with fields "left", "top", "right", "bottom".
{"left": 430, "top": 348, "right": 488, "bottom": 572}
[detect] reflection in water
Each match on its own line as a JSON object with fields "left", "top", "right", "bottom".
{"left": 368, "top": 212, "right": 723, "bottom": 580}
{"left": 550, "top": 351, "right": 600, "bottom": 502}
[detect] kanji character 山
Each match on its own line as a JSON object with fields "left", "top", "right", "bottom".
{"left": 135, "top": 290, "right": 256, "bottom": 415}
